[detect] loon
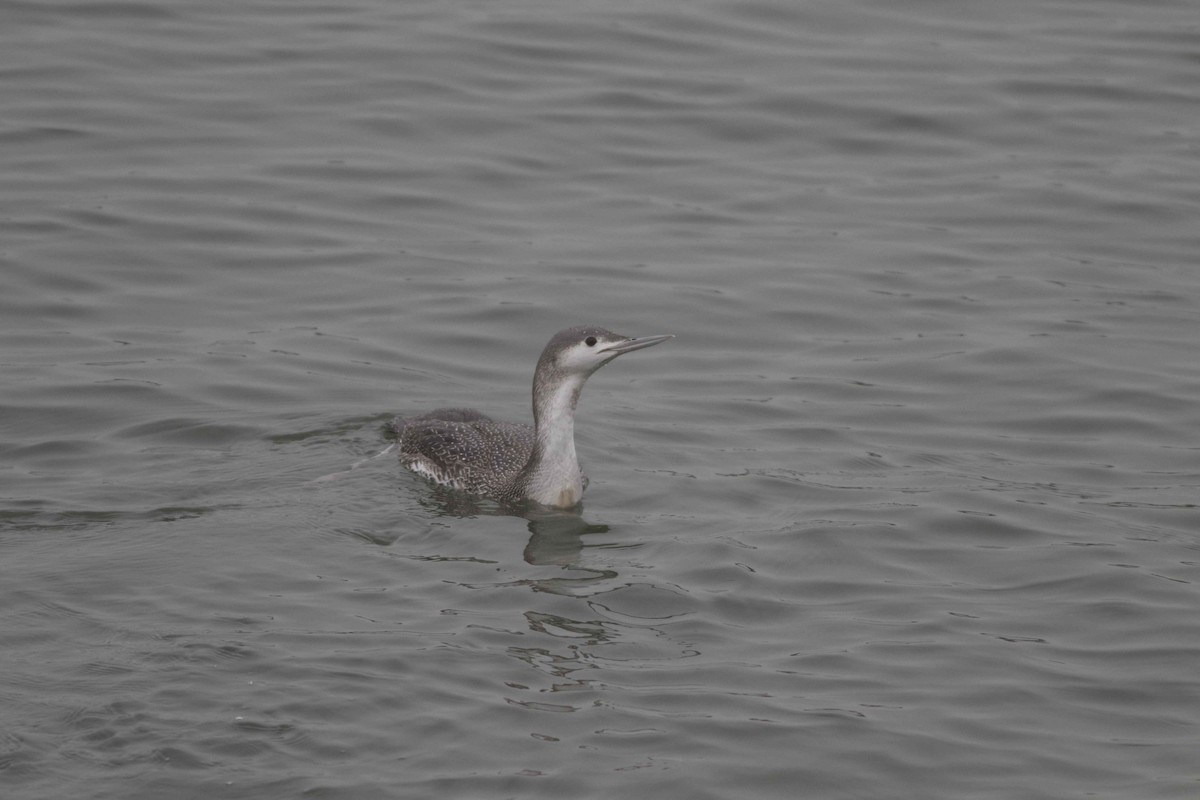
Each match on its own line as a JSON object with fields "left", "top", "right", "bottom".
{"left": 390, "top": 326, "right": 672, "bottom": 509}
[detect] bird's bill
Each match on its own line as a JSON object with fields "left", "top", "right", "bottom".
{"left": 598, "top": 334, "right": 674, "bottom": 355}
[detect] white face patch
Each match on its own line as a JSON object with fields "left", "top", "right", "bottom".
{"left": 556, "top": 337, "right": 619, "bottom": 373}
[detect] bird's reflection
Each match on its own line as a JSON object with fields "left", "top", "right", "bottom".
{"left": 520, "top": 507, "right": 608, "bottom": 566}
{"left": 418, "top": 485, "right": 618, "bottom": 594}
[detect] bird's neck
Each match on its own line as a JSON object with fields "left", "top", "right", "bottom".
{"left": 523, "top": 375, "right": 586, "bottom": 507}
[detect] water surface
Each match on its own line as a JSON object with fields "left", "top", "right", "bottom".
{"left": 2, "top": 0, "right": 1198, "bottom": 798}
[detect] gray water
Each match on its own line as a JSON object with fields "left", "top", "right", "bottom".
{"left": 3, "top": 0, "right": 1198, "bottom": 797}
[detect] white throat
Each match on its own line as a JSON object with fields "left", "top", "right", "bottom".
{"left": 524, "top": 375, "right": 586, "bottom": 507}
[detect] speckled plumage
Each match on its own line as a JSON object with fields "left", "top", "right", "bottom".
{"left": 391, "top": 409, "right": 537, "bottom": 502}
{"left": 389, "top": 326, "right": 672, "bottom": 509}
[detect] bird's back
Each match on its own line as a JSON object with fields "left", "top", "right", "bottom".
{"left": 391, "top": 408, "right": 535, "bottom": 498}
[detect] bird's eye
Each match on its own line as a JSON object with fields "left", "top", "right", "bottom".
{"left": 585, "top": 336, "right": 597, "bottom": 347}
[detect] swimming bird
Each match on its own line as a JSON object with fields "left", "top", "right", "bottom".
{"left": 391, "top": 326, "right": 672, "bottom": 509}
